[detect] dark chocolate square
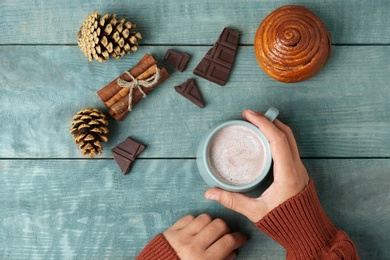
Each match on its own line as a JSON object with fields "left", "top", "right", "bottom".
{"left": 112, "top": 137, "right": 145, "bottom": 175}
{"left": 164, "top": 49, "right": 190, "bottom": 72}
{"left": 219, "top": 28, "right": 240, "bottom": 50}
{"left": 213, "top": 44, "right": 236, "bottom": 68}
{"left": 206, "top": 63, "right": 231, "bottom": 86}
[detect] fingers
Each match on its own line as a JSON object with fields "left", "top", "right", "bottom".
{"left": 164, "top": 214, "right": 246, "bottom": 260}
{"left": 243, "top": 110, "right": 296, "bottom": 181}
{"left": 195, "top": 218, "right": 230, "bottom": 247}
{"left": 169, "top": 214, "right": 195, "bottom": 230}
{"left": 243, "top": 110, "right": 300, "bottom": 161}
{"left": 185, "top": 214, "right": 213, "bottom": 235}
{"left": 205, "top": 188, "right": 264, "bottom": 222}
{"left": 273, "top": 119, "right": 301, "bottom": 162}
{"left": 207, "top": 232, "right": 247, "bottom": 259}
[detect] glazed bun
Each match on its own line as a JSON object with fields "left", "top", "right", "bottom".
{"left": 254, "top": 5, "right": 331, "bottom": 83}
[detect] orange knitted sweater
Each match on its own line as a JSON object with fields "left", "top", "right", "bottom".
{"left": 137, "top": 180, "right": 359, "bottom": 259}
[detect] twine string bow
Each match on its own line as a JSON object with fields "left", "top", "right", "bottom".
{"left": 117, "top": 67, "right": 161, "bottom": 111}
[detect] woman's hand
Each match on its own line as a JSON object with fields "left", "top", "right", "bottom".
{"left": 205, "top": 110, "right": 310, "bottom": 222}
{"left": 163, "top": 214, "right": 247, "bottom": 260}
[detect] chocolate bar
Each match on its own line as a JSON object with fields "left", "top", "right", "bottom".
{"left": 112, "top": 137, "right": 145, "bottom": 175}
{"left": 193, "top": 28, "right": 239, "bottom": 86}
{"left": 174, "top": 79, "right": 204, "bottom": 108}
{"left": 164, "top": 49, "right": 190, "bottom": 72}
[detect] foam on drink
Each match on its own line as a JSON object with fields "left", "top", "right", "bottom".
{"left": 208, "top": 125, "right": 267, "bottom": 186}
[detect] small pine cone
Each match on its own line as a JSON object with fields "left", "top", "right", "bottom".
{"left": 70, "top": 108, "right": 109, "bottom": 158}
{"left": 77, "top": 10, "right": 142, "bottom": 62}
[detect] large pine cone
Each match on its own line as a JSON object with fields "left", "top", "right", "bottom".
{"left": 77, "top": 10, "right": 142, "bottom": 62}
{"left": 70, "top": 108, "right": 109, "bottom": 158}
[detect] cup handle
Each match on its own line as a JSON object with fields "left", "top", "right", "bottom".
{"left": 264, "top": 107, "right": 279, "bottom": 122}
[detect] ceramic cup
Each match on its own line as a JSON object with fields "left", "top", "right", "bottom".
{"left": 196, "top": 107, "right": 279, "bottom": 192}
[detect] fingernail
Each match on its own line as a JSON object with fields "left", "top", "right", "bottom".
{"left": 244, "top": 109, "right": 255, "bottom": 115}
{"left": 205, "top": 192, "right": 219, "bottom": 201}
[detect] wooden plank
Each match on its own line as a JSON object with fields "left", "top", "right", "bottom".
{"left": 0, "top": 159, "right": 388, "bottom": 259}
{"left": 0, "top": 0, "right": 389, "bottom": 45}
{"left": 1, "top": 46, "right": 390, "bottom": 158}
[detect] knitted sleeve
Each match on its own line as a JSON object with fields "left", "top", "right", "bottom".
{"left": 136, "top": 233, "right": 179, "bottom": 260}
{"left": 256, "top": 179, "right": 359, "bottom": 259}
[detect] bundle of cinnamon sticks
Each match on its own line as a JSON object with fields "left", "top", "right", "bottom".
{"left": 97, "top": 54, "right": 169, "bottom": 120}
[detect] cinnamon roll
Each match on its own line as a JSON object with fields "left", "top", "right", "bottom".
{"left": 254, "top": 5, "right": 331, "bottom": 82}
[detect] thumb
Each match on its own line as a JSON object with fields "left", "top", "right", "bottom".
{"left": 205, "top": 188, "right": 264, "bottom": 222}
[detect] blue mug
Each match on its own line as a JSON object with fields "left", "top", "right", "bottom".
{"left": 196, "top": 107, "right": 279, "bottom": 192}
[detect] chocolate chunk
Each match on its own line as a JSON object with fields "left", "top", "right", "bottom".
{"left": 164, "top": 49, "right": 190, "bottom": 72}
{"left": 112, "top": 152, "right": 133, "bottom": 174}
{"left": 174, "top": 79, "right": 204, "bottom": 108}
{"left": 112, "top": 137, "right": 145, "bottom": 175}
{"left": 193, "top": 28, "right": 239, "bottom": 86}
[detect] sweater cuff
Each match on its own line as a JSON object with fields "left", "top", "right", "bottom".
{"left": 136, "top": 233, "right": 180, "bottom": 260}
{"left": 255, "top": 179, "right": 339, "bottom": 259}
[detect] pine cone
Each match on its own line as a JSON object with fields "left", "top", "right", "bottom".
{"left": 77, "top": 10, "right": 142, "bottom": 62}
{"left": 70, "top": 108, "right": 109, "bottom": 158}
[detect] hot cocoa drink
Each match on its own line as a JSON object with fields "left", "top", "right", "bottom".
{"left": 207, "top": 125, "right": 267, "bottom": 186}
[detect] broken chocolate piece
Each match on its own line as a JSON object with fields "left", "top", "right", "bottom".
{"left": 164, "top": 49, "right": 190, "bottom": 72}
{"left": 112, "top": 137, "right": 145, "bottom": 175}
{"left": 174, "top": 79, "right": 204, "bottom": 108}
{"left": 113, "top": 152, "right": 133, "bottom": 174}
{"left": 193, "top": 28, "right": 239, "bottom": 86}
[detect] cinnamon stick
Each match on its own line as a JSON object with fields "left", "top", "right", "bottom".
{"left": 104, "top": 64, "right": 158, "bottom": 108}
{"left": 109, "top": 67, "right": 169, "bottom": 120}
{"left": 97, "top": 54, "right": 157, "bottom": 102}
{"left": 110, "top": 67, "right": 169, "bottom": 115}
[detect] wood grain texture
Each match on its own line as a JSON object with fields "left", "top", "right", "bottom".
{"left": 1, "top": 46, "right": 390, "bottom": 158}
{"left": 0, "top": 0, "right": 389, "bottom": 45}
{"left": 1, "top": 1, "right": 389, "bottom": 259}
{"left": 0, "top": 159, "right": 389, "bottom": 259}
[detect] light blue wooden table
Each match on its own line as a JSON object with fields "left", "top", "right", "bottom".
{"left": 1, "top": 0, "right": 389, "bottom": 259}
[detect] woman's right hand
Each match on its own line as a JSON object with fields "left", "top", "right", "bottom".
{"left": 205, "top": 110, "right": 310, "bottom": 222}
